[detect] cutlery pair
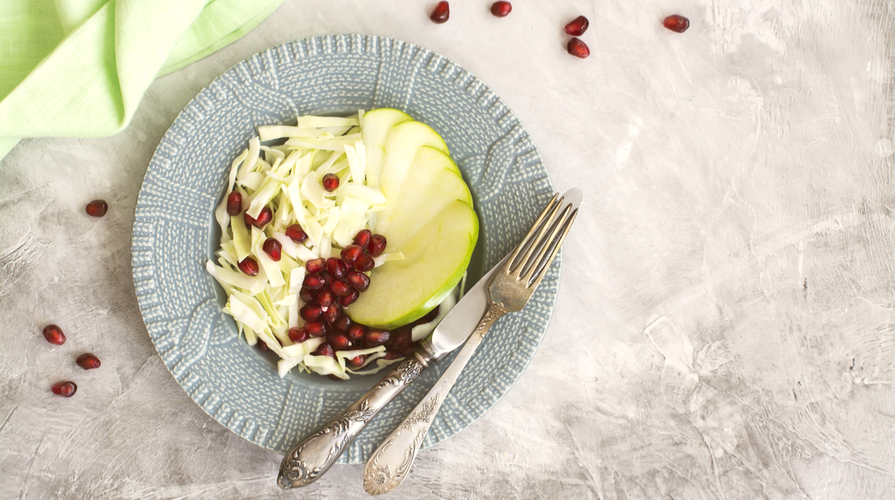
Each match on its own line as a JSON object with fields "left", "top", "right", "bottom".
{"left": 277, "top": 189, "right": 581, "bottom": 493}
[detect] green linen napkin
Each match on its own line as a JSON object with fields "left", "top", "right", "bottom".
{"left": 0, "top": 0, "right": 283, "bottom": 160}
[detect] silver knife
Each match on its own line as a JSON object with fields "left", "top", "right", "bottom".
{"left": 277, "top": 255, "right": 508, "bottom": 489}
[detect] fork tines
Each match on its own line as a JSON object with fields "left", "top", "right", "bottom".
{"left": 508, "top": 188, "right": 582, "bottom": 287}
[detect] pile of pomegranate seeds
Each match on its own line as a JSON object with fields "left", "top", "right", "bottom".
{"left": 430, "top": 1, "right": 450, "bottom": 23}
{"left": 85, "top": 199, "right": 108, "bottom": 217}
{"left": 490, "top": 1, "right": 511, "bottom": 17}
{"left": 663, "top": 14, "right": 690, "bottom": 33}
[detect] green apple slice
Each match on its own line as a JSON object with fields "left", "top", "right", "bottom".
{"left": 361, "top": 108, "right": 413, "bottom": 188}
{"left": 346, "top": 200, "right": 478, "bottom": 328}
{"left": 377, "top": 121, "right": 449, "bottom": 205}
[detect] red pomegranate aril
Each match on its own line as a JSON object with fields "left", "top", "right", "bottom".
{"left": 322, "top": 303, "right": 341, "bottom": 325}
{"left": 42, "top": 325, "right": 66, "bottom": 345}
{"left": 663, "top": 14, "right": 690, "bottom": 33}
{"left": 346, "top": 271, "right": 370, "bottom": 292}
{"left": 330, "top": 280, "right": 352, "bottom": 297}
{"left": 303, "top": 274, "right": 325, "bottom": 290}
{"left": 366, "top": 328, "right": 391, "bottom": 347}
{"left": 314, "top": 342, "right": 336, "bottom": 358}
{"left": 306, "top": 258, "right": 325, "bottom": 274}
{"left": 244, "top": 207, "right": 272, "bottom": 228}
{"left": 85, "top": 199, "right": 108, "bottom": 217}
{"left": 257, "top": 340, "right": 270, "bottom": 351}
{"left": 285, "top": 224, "right": 308, "bottom": 243}
{"left": 391, "top": 329, "right": 413, "bottom": 350}
{"left": 322, "top": 173, "right": 340, "bottom": 192}
{"left": 347, "top": 324, "right": 367, "bottom": 342}
{"left": 226, "top": 191, "right": 242, "bottom": 216}
{"left": 398, "top": 343, "right": 417, "bottom": 358}
{"left": 299, "top": 287, "right": 314, "bottom": 303}
{"left": 567, "top": 37, "right": 590, "bottom": 59}
{"left": 51, "top": 381, "right": 77, "bottom": 397}
{"left": 300, "top": 303, "right": 322, "bottom": 322}
{"left": 347, "top": 355, "right": 366, "bottom": 368}
{"left": 430, "top": 1, "right": 449, "bottom": 23}
{"left": 333, "top": 314, "right": 352, "bottom": 332}
{"left": 329, "top": 332, "right": 352, "bottom": 350}
{"left": 288, "top": 327, "right": 309, "bottom": 343}
{"left": 317, "top": 289, "right": 335, "bottom": 307}
{"left": 76, "top": 353, "right": 101, "bottom": 370}
{"left": 565, "top": 15, "right": 589, "bottom": 36}
{"left": 341, "top": 245, "right": 363, "bottom": 265}
{"left": 368, "top": 234, "right": 387, "bottom": 257}
{"left": 238, "top": 257, "right": 259, "bottom": 276}
{"left": 491, "top": 1, "right": 512, "bottom": 17}
{"left": 353, "top": 253, "right": 375, "bottom": 272}
{"left": 382, "top": 349, "right": 401, "bottom": 360}
{"left": 305, "top": 321, "right": 328, "bottom": 337}
{"left": 353, "top": 229, "right": 372, "bottom": 250}
{"left": 263, "top": 238, "right": 282, "bottom": 262}
{"left": 326, "top": 258, "right": 347, "bottom": 280}
{"left": 340, "top": 290, "right": 360, "bottom": 307}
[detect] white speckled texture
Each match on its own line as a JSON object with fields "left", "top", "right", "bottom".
{"left": 2, "top": 0, "right": 894, "bottom": 498}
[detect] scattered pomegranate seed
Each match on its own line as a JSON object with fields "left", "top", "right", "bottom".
{"left": 314, "top": 342, "right": 336, "bottom": 358}
{"left": 366, "top": 328, "right": 391, "bottom": 347}
{"left": 490, "top": 1, "right": 512, "bottom": 17}
{"left": 333, "top": 314, "right": 352, "bottom": 332}
{"left": 322, "top": 173, "right": 340, "bottom": 192}
{"left": 329, "top": 332, "right": 352, "bottom": 350}
{"left": 663, "top": 14, "right": 689, "bottom": 33}
{"left": 326, "top": 258, "right": 347, "bottom": 280}
{"left": 353, "top": 253, "right": 375, "bottom": 272}
{"left": 238, "top": 257, "right": 259, "bottom": 276}
{"left": 51, "top": 381, "right": 77, "bottom": 397}
{"left": 347, "top": 355, "right": 366, "bottom": 368}
{"left": 347, "top": 324, "right": 367, "bottom": 342}
{"left": 76, "top": 353, "right": 101, "bottom": 370}
{"left": 565, "top": 15, "right": 589, "bottom": 36}
{"left": 303, "top": 274, "right": 325, "bottom": 290}
{"left": 346, "top": 271, "right": 371, "bottom": 292}
{"left": 226, "top": 191, "right": 242, "bottom": 216}
{"left": 263, "top": 238, "right": 282, "bottom": 261}
{"left": 322, "top": 303, "right": 341, "bottom": 325}
{"left": 567, "top": 38, "right": 590, "bottom": 59}
{"left": 257, "top": 340, "right": 270, "bottom": 351}
{"left": 353, "top": 229, "right": 372, "bottom": 250}
{"left": 340, "top": 290, "right": 360, "bottom": 307}
{"left": 300, "top": 303, "right": 322, "bottom": 322}
{"left": 306, "top": 258, "right": 325, "bottom": 274}
{"left": 42, "top": 325, "right": 66, "bottom": 345}
{"left": 285, "top": 224, "right": 308, "bottom": 243}
{"left": 368, "top": 234, "right": 387, "bottom": 257}
{"left": 430, "top": 1, "right": 450, "bottom": 23}
{"left": 299, "top": 287, "right": 314, "bottom": 303}
{"left": 244, "top": 207, "right": 273, "bottom": 228}
{"left": 330, "top": 280, "right": 352, "bottom": 297}
{"left": 85, "top": 199, "right": 108, "bottom": 217}
{"left": 340, "top": 245, "right": 363, "bottom": 265}
{"left": 305, "top": 321, "right": 328, "bottom": 337}
{"left": 288, "top": 327, "right": 309, "bottom": 343}
{"left": 317, "top": 289, "right": 335, "bottom": 307}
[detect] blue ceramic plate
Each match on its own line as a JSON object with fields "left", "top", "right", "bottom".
{"left": 132, "top": 34, "right": 559, "bottom": 462}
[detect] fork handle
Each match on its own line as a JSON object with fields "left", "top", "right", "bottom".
{"left": 277, "top": 352, "right": 435, "bottom": 489}
{"left": 363, "top": 302, "right": 507, "bottom": 495}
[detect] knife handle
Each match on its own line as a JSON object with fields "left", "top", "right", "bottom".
{"left": 277, "top": 350, "right": 436, "bottom": 489}
{"left": 363, "top": 302, "right": 506, "bottom": 495}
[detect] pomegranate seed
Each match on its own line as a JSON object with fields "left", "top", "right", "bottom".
{"left": 305, "top": 321, "right": 328, "bottom": 337}
{"left": 314, "top": 342, "right": 336, "bottom": 358}
{"left": 42, "top": 325, "right": 66, "bottom": 345}
{"left": 285, "top": 224, "right": 308, "bottom": 243}
{"left": 430, "top": 1, "right": 449, "bottom": 23}
{"left": 413, "top": 306, "right": 440, "bottom": 326}
{"left": 317, "top": 289, "right": 335, "bottom": 307}
{"left": 322, "top": 173, "right": 340, "bottom": 192}
{"left": 333, "top": 314, "right": 352, "bottom": 332}
{"left": 306, "top": 258, "right": 325, "bottom": 274}
{"left": 663, "top": 14, "right": 689, "bottom": 33}
{"left": 76, "top": 353, "right": 101, "bottom": 370}
{"left": 398, "top": 343, "right": 417, "bottom": 358}
{"left": 319, "top": 271, "right": 333, "bottom": 285}
{"left": 85, "top": 199, "right": 108, "bottom": 217}
{"left": 365, "top": 328, "right": 391, "bottom": 347}
{"left": 244, "top": 207, "right": 272, "bottom": 228}
{"left": 300, "top": 303, "right": 322, "bottom": 322}
{"left": 347, "top": 355, "right": 366, "bottom": 368}
{"left": 565, "top": 15, "right": 589, "bottom": 36}
{"left": 490, "top": 1, "right": 512, "bottom": 17}
{"left": 288, "top": 327, "right": 309, "bottom": 343}
{"left": 346, "top": 271, "right": 371, "bottom": 292}
{"left": 323, "top": 303, "right": 341, "bottom": 325}
{"left": 51, "top": 381, "right": 77, "bottom": 397}
{"left": 353, "top": 229, "right": 372, "bottom": 250}
{"left": 391, "top": 329, "right": 413, "bottom": 350}
{"left": 368, "top": 234, "right": 387, "bottom": 257}
{"left": 330, "top": 280, "right": 352, "bottom": 297}
{"left": 257, "top": 341, "right": 270, "bottom": 351}
{"left": 340, "top": 245, "right": 363, "bottom": 265}
{"left": 329, "top": 332, "right": 352, "bottom": 350}
{"left": 263, "top": 238, "right": 282, "bottom": 261}
{"left": 382, "top": 349, "right": 401, "bottom": 360}
{"left": 353, "top": 253, "right": 375, "bottom": 272}
{"left": 347, "top": 324, "right": 367, "bottom": 342}
{"left": 238, "top": 257, "right": 259, "bottom": 276}
{"left": 567, "top": 38, "right": 590, "bottom": 59}
{"left": 299, "top": 287, "right": 314, "bottom": 303}
{"left": 226, "top": 191, "right": 242, "bottom": 215}
{"left": 326, "top": 258, "right": 347, "bottom": 280}
{"left": 340, "top": 290, "right": 360, "bottom": 307}
{"left": 303, "top": 274, "right": 325, "bottom": 290}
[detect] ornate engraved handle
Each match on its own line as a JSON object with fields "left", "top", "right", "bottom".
{"left": 363, "top": 302, "right": 506, "bottom": 495}
{"left": 277, "top": 352, "right": 434, "bottom": 489}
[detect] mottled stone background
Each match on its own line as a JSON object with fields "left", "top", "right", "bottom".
{"left": 2, "top": 0, "right": 894, "bottom": 498}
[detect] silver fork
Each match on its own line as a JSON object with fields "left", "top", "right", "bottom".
{"left": 362, "top": 188, "right": 582, "bottom": 495}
